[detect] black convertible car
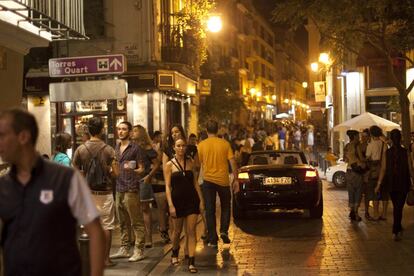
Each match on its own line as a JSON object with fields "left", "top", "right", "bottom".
{"left": 233, "top": 150, "right": 323, "bottom": 219}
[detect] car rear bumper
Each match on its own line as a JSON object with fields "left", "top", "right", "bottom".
{"left": 235, "top": 185, "right": 321, "bottom": 210}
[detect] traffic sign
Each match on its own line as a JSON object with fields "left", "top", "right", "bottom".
{"left": 48, "top": 54, "right": 126, "bottom": 77}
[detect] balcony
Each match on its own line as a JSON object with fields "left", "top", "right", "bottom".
{"left": 161, "top": 23, "right": 191, "bottom": 66}
{"left": 0, "top": 0, "right": 87, "bottom": 40}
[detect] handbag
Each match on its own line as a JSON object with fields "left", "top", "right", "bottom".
{"left": 406, "top": 189, "right": 414, "bottom": 206}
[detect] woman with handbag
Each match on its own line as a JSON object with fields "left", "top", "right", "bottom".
{"left": 344, "top": 130, "right": 366, "bottom": 222}
{"left": 376, "top": 129, "right": 413, "bottom": 241}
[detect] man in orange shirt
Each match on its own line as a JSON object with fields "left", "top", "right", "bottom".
{"left": 198, "top": 120, "right": 238, "bottom": 247}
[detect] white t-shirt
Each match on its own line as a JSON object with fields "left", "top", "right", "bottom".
{"left": 366, "top": 139, "right": 384, "bottom": 161}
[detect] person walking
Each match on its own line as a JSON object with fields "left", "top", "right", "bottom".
{"left": 110, "top": 121, "right": 146, "bottom": 262}
{"left": 360, "top": 128, "right": 373, "bottom": 220}
{"left": 198, "top": 120, "right": 239, "bottom": 247}
{"left": 131, "top": 124, "right": 160, "bottom": 248}
{"left": 278, "top": 126, "right": 286, "bottom": 150}
{"left": 376, "top": 129, "right": 413, "bottom": 241}
{"left": 165, "top": 138, "right": 204, "bottom": 273}
{"left": 0, "top": 108, "right": 105, "bottom": 276}
{"left": 72, "top": 117, "right": 117, "bottom": 267}
{"left": 344, "top": 130, "right": 366, "bottom": 222}
{"left": 365, "top": 126, "right": 386, "bottom": 220}
{"left": 53, "top": 132, "right": 72, "bottom": 166}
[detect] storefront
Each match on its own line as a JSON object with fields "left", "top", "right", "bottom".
{"left": 24, "top": 68, "right": 198, "bottom": 157}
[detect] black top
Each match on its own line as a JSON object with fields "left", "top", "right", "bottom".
{"left": 0, "top": 157, "right": 81, "bottom": 276}
{"left": 384, "top": 146, "right": 411, "bottom": 193}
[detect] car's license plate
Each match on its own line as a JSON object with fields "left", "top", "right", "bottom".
{"left": 264, "top": 177, "right": 292, "bottom": 185}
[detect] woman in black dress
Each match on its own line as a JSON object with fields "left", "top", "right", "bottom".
{"left": 165, "top": 138, "right": 204, "bottom": 273}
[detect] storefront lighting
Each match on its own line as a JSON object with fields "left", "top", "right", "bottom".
{"left": 291, "top": 100, "right": 297, "bottom": 105}
{"left": 272, "top": 95, "right": 277, "bottom": 100}
{"left": 249, "top": 88, "right": 256, "bottom": 96}
{"left": 256, "top": 91, "right": 262, "bottom": 97}
{"left": 302, "top": 82, "right": 308, "bottom": 88}
{"left": 284, "top": 99, "right": 290, "bottom": 104}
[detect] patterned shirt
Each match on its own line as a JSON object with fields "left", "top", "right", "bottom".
{"left": 115, "top": 141, "right": 143, "bottom": 192}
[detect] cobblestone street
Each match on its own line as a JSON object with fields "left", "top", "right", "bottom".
{"left": 149, "top": 181, "right": 414, "bottom": 275}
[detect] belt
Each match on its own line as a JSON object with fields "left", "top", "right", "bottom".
{"left": 119, "top": 190, "right": 138, "bottom": 193}
{"left": 91, "top": 190, "right": 112, "bottom": 195}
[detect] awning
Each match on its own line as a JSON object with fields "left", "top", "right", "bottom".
{"left": 49, "top": 79, "right": 127, "bottom": 102}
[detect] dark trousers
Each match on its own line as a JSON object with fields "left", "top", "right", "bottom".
{"left": 202, "top": 181, "right": 231, "bottom": 243}
{"left": 390, "top": 191, "right": 407, "bottom": 234}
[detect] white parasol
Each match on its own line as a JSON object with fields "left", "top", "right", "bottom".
{"left": 333, "top": 112, "right": 401, "bottom": 132}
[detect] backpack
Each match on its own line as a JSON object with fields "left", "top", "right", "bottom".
{"left": 84, "top": 144, "right": 110, "bottom": 191}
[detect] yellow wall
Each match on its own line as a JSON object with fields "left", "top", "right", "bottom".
{"left": 0, "top": 46, "right": 23, "bottom": 111}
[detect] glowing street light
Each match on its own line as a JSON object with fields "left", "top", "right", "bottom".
{"left": 207, "top": 15, "right": 222, "bottom": 33}
{"left": 272, "top": 95, "right": 277, "bottom": 101}
{"left": 256, "top": 91, "right": 262, "bottom": 97}
{"left": 302, "top": 81, "right": 308, "bottom": 88}
{"left": 319, "top": 52, "right": 331, "bottom": 65}
{"left": 249, "top": 88, "right": 256, "bottom": 96}
{"left": 311, "top": 62, "right": 319, "bottom": 72}
{"left": 284, "top": 99, "right": 290, "bottom": 104}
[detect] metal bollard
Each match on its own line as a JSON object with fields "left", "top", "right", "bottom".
{"left": 79, "top": 225, "right": 90, "bottom": 276}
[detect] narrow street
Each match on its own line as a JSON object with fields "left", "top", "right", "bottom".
{"left": 147, "top": 181, "right": 414, "bottom": 275}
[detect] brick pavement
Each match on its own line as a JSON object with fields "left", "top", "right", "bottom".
{"left": 150, "top": 181, "right": 414, "bottom": 275}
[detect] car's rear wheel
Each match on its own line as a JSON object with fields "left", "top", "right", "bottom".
{"left": 232, "top": 195, "right": 246, "bottom": 220}
{"left": 332, "top": 171, "right": 346, "bottom": 188}
{"left": 309, "top": 194, "right": 323, "bottom": 219}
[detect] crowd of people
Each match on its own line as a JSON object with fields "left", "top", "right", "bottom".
{"left": 343, "top": 126, "right": 413, "bottom": 241}
{"left": 2, "top": 107, "right": 412, "bottom": 276}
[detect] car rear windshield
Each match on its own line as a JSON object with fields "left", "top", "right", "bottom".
{"left": 248, "top": 152, "right": 307, "bottom": 166}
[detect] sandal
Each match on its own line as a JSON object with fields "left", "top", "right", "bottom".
{"left": 188, "top": 257, "right": 198, "bottom": 273}
{"left": 171, "top": 247, "right": 180, "bottom": 266}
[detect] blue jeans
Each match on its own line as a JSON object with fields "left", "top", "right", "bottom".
{"left": 202, "top": 181, "right": 231, "bottom": 243}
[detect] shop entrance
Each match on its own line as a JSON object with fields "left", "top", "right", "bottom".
{"left": 56, "top": 99, "right": 127, "bottom": 157}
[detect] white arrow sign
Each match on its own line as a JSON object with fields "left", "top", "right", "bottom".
{"left": 110, "top": 58, "right": 122, "bottom": 70}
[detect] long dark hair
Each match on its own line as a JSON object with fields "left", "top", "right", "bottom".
{"left": 166, "top": 124, "right": 186, "bottom": 149}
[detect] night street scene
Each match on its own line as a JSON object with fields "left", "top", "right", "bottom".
{"left": 2, "top": 0, "right": 414, "bottom": 275}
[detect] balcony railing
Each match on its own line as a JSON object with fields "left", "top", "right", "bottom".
{"left": 0, "top": 0, "right": 87, "bottom": 40}
{"left": 161, "top": 23, "right": 191, "bottom": 65}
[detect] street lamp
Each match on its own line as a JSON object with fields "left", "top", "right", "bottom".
{"left": 311, "top": 62, "right": 319, "bottom": 72}
{"left": 249, "top": 87, "right": 256, "bottom": 96}
{"left": 272, "top": 95, "right": 277, "bottom": 101}
{"left": 319, "top": 52, "right": 331, "bottom": 65}
{"left": 207, "top": 15, "right": 222, "bottom": 33}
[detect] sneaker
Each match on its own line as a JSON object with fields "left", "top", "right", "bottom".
{"left": 207, "top": 242, "right": 218, "bottom": 248}
{"left": 110, "top": 246, "right": 131, "bottom": 259}
{"left": 128, "top": 248, "right": 145, "bottom": 262}
{"left": 220, "top": 234, "right": 231, "bottom": 244}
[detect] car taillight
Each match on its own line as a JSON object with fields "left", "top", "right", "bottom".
{"left": 305, "top": 170, "right": 318, "bottom": 182}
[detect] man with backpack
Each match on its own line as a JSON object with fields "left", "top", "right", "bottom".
{"left": 73, "top": 117, "right": 116, "bottom": 267}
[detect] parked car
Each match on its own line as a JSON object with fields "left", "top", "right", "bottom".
{"left": 326, "top": 159, "right": 347, "bottom": 188}
{"left": 233, "top": 150, "right": 323, "bottom": 219}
